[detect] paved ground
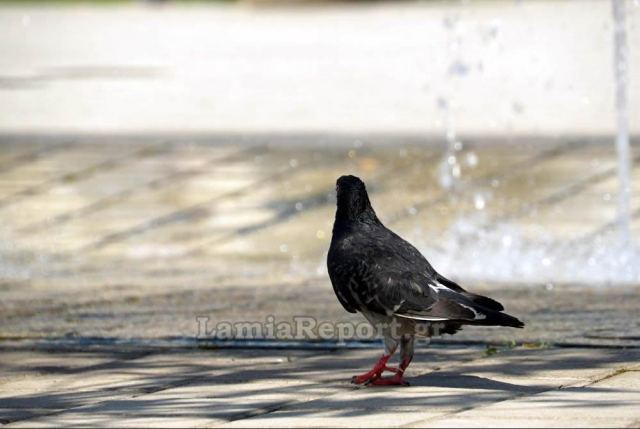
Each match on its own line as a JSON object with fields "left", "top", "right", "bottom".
{"left": 1, "top": 135, "right": 640, "bottom": 345}
{"left": 1, "top": 343, "right": 639, "bottom": 428}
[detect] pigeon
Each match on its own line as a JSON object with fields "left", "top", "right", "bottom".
{"left": 327, "top": 175, "right": 524, "bottom": 386}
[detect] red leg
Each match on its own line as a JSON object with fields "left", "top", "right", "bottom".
{"left": 367, "top": 356, "right": 412, "bottom": 387}
{"left": 351, "top": 354, "right": 392, "bottom": 385}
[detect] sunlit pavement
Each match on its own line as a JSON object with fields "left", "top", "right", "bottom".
{"left": 1, "top": 1, "right": 640, "bottom": 427}
{"left": 0, "top": 134, "right": 639, "bottom": 343}
{"left": 1, "top": 342, "right": 640, "bottom": 427}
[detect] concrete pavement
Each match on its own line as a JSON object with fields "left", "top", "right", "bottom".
{"left": 1, "top": 343, "right": 639, "bottom": 427}
{"left": 1, "top": 135, "right": 640, "bottom": 345}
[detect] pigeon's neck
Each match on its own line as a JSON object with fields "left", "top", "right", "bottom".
{"left": 333, "top": 205, "right": 382, "bottom": 233}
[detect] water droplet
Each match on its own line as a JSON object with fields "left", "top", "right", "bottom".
{"left": 447, "top": 155, "right": 457, "bottom": 166}
{"left": 466, "top": 152, "right": 478, "bottom": 167}
{"left": 295, "top": 202, "right": 304, "bottom": 211}
{"left": 453, "top": 141, "right": 463, "bottom": 151}
{"left": 348, "top": 150, "right": 356, "bottom": 159}
{"left": 446, "top": 129, "right": 456, "bottom": 142}
{"left": 448, "top": 60, "right": 470, "bottom": 77}
{"left": 479, "top": 19, "right": 501, "bottom": 43}
{"left": 443, "top": 15, "right": 458, "bottom": 30}
{"left": 289, "top": 159, "right": 299, "bottom": 168}
{"left": 473, "top": 194, "right": 486, "bottom": 210}
{"left": 438, "top": 162, "right": 454, "bottom": 190}
{"left": 491, "top": 179, "right": 501, "bottom": 188}
{"left": 316, "top": 230, "right": 325, "bottom": 239}
{"left": 436, "top": 97, "right": 448, "bottom": 110}
{"left": 451, "top": 164, "right": 461, "bottom": 178}
{"left": 407, "top": 206, "right": 418, "bottom": 216}
{"left": 512, "top": 101, "right": 524, "bottom": 114}
{"left": 353, "top": 139, "right": 363, "bottom": 148}
{"left": 279, "top": 244, "right": 289, "bottom": 253}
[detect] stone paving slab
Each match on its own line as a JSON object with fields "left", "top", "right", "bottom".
{"left": 4, "top": 345, "right": 632, "bottom": 428}
{"left": 416, "top": 369, "right": 640, "bottom": 428}
{"left": 1, "top": 347, "right": 314, "bottom": 426}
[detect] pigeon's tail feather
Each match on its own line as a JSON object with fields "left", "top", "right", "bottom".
{"left": 466, "top": 293, "right": 504, "bottom": 312}
{"left": 434, "top": 274, "right": 505, "bottom": 312}
{"left": 480, "top": 311, "right": 525, "bottom": 329}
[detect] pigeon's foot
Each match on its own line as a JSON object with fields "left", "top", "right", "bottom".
{"left": 364, "top": 356, "right": 411, "bottom": 387}
{"left": 366, "top": 374, "right": 410, "bottom": 387}
{"left": 351, "top": 367, "right": 398, "bottom": 384}
{"left": 351, "top": 354, "right": 392, "bottom": 385}
{"left": 351, "top": 374, "right": 376, "bottom": 385}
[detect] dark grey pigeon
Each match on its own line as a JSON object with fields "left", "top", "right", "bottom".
{"left": 327, "top": 175, "right": 523, "bottom": 386}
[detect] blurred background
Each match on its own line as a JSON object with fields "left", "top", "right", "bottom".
{"left": 0, "top": 0, "right": 639, "bottom": 345}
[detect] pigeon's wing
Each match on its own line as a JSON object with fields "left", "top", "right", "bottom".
{"left": 382, "top": 230, "right": 503, "bottom": 309}
{"left": 327, "top": 257, "right": 359, "bottom": 314}
{"left": 355, "top": 266, "right": 524, "bottom": 327}
{"left": 341, "top": 242, "right": 517, "bottom": 325}
{"left": 328, "top": 225, "right": 519, "bottom": 325}
{"left": 348, "top": 266, "right": 489, "bottom": 323}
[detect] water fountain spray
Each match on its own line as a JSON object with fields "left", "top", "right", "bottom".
{"left": 612, "top": 0, "right": 632, "bottom": 246}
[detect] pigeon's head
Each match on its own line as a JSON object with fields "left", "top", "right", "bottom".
{"left": 335, "top": 175, "right": 377, "bottom": 222}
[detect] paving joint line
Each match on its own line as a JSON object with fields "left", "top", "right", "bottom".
{"left": 0, "top": 145, "right": 168, "bottom": 210}
{"left": 183, "top": 148, "right": 442, "bottom": 256}
{"left": 78, "top": 162, "right": 293, "bottom": 254}
{"left": 402, "top": 349, "right": 640, "bottom": 427}
{"left": 0, "top": 348, "right": 338, "bottom": 426}
{"left": 17, "top": 145, "right": 265, "bottom": 234}
{"left": 388, "top": 140, "right": 585, "bottom": 226}
{"left": 0, "top": 142, "right": 74, "bottom": 176}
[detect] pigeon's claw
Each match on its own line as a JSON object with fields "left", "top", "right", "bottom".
{"left": 367, "top": 374, "right": 410, "bottom": 387}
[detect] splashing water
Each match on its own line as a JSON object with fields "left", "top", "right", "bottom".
{"left": 437, "top": 14, "right": 466, "bottom": 192}
{"left": 416, "top": 4, "right": 638, "bottom": 286}
{"left": 612, "top": 0, "right": 633, "bottom": 247}
{"left": 415, "top": 220, "right": 640, "bottom": 286}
